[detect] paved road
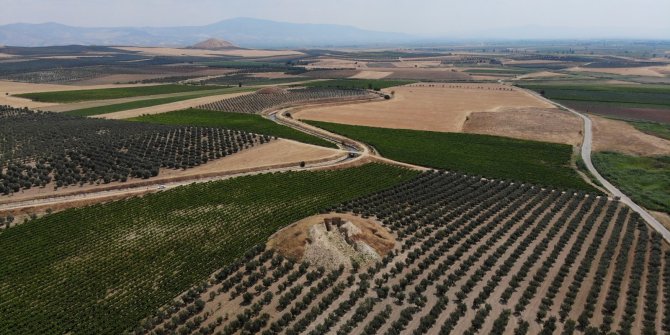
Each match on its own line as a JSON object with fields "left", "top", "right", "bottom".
{"left": 526, "top": 89, "right": 670, "bottom": 243}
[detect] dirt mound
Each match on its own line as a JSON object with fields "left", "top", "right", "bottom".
{"left": 191, "top": 38, "right": 237, "bottom": 50}
{"left": 257, "top": 86, "right": 287, "bottom": 94}
{"left": 267, "top": 213, "right": 395, "bottom": 270}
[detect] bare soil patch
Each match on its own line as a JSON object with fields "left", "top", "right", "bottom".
{"left": 462, "top": 108, "right": 583, "bottom": 145}
{"left": 295, "top": 83, "right": 553, "bottom": 132}
{"left": 267, "top": 213, "right": 395, "bottom": 268}
{"left": 518, "top": 71, "right": 567, "bottom": 79}
{"left": 652, "top": 211, "right": 670, "bottom": 232}
{"left": 349, "top": 70, "right": 392, "bottom": 79}
{"left": 591, "top": 115, "right": 670, "bottom": 156}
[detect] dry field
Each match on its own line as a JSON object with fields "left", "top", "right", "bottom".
{"left": 140, "top": 171, "right": 667, "bottom": 335}
{"left": 304, "top": 58, "right": 366, "bottom": 69}
{"left": 591, "top": 115, "right": 670, "bottom": 156}
{"left": 567, "top": 65, "right": 670, "bottom": 77}
{"left": 517, "top": 71, "right": 568, "bottom": 79}
{"left": 462, "top": 108, "right": 583, "bottom": 146}
{"left": 349, "top": 70, "right": 392, "bottom": 79}
{"left": 0, "top": 139, "right": 342, "bottom": 207}
{"left": 383, "top": 67, "right": 472, "bottom": 80}
{"left": 294, "top": 84, "right": 554, "bottom": 133}
{"left": 116, "top": 46, "right": 303, "bottom": 58}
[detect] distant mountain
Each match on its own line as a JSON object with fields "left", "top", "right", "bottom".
{"left": 0, "top": 18, "right": 414, "bottom": 48}
{"left": 190, "top": 38, "right": 237, "bottom": 50}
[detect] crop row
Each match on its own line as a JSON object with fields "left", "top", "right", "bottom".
{"left": 198, "top": 88, "right": 372, "bottom": 114}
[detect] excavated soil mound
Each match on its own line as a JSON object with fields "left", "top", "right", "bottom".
{"left": 267, "top": 213, "right": 395, "bottom": 269}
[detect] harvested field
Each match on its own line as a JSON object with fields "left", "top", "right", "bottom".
{"left": 303, "top": 69, "right": 360, "bottom": 79}
{"left": 568, "top": 64, "right": 670, "bottom": 77}
{"left": 349, "top": 70, "right": 392, "bottom": 79}
{"left": 295, "top": 84, "right": 553, "bottom": 132}
{"left": 267, "top": 213, "right": 395, "bottom": 267}
{"left": 116, "top": 46, "right": 303, "bottom": 58}
{"left": 518, "top": 71, "right": 567, "bottom": 79}
{"left": 305, "top": 58, "right": 365, "bottom": 69}
{"left": 462, "top": 108, "right": 583, "bottom": 146}
{"left": 384, "top": 67, "right": 472, "bottom": 80}
{"left": 145, "top": 170, "right": 669, "bottom": 335}
{"left": 591, "top": 115, "right": 670, "bottom": 156}
{"left": 94, "top": 91, "right": 254, "bottom": 119}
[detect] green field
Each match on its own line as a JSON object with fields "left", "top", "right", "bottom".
{"left": 302, "top": 79, "right": 414, "bottom": 90}
{"left": 65, "top": 88, "right": 254, "bottom": 117}
{"left": 17, "top": 84, "right": 227, "bottom": 103}
{"left": 593, "top": 152, "right": 670, "bottom": 213}
{"left": 628, "top": 120, "right": 670, "bottom": 140}
{"left": 130, "top": 108, "right": 336, "bottom": 148}
{"left": 519, "top": 83, "right": 670, "bottom": 108}
{"left": 0, "top": 163, "right": 417, "bottom": 334}
{"left": 307, "top": 121, "right": 595, "bottom": 191}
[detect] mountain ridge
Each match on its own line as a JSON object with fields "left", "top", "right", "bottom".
{"left": 0, "top": 17, "right": 412, "bottom": 48}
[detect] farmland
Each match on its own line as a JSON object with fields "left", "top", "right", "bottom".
{"left": 302, "top": 79, "right": 414, "bottom": 90}
{"left": 520, "top": 83, "right": 670, "bottom": 123}
{"left": 130, "top": 108, "right": 336, "bottom": 148}
{"left": 593, "top": 152, "right": 670, "bottom": 213}
{"left": 0, "top": 106, "right": 270, "bottom": 196}
{"left": 136, "top": 170, "right": 668, "bottom": 335}
{"left": 630, "top": 120, "right": 670, "bottom": 140}
{"left": 1, "top": 39, "right": 669, "bottom": 335}
{"left": 199, "top": 88, "right": 373, "bottom": 114}
{"left": 16, "top": 84, "right": 226, "bottom": 103}
{"left": 65, "top": 87, "right": 254, "bottom": 117}
{"left": 307, "top": 121, "right": 595, "bottom": 191}
{"left": 293, "top": 84, "right": 553, "bottom": 133}
{"left": 0, "top": 163, "right": 417, "bottom": 334}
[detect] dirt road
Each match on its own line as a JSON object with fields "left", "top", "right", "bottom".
{"left": 525, "top": 88, "right": 670, "bottom": 243}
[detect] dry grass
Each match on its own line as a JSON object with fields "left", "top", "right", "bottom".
{"left": 462, "top": 108, "right": 583, "bottom": 145}
{"left": 295, "top": 84, "right": 553, "bottom": 132}
{"left": 567, "top": 64, "right": 670, "bottom": 77}
{"left": 349, "top": 71, "right": 392, "bottom": 79}
{"left": 304, "top": 58, "right": 366, "bottom": 69}
{"left": 591, "top": 115, "right": 670, "bottom": 156}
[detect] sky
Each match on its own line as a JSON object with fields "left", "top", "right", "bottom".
{"left": 1, "top": 0, "right": 669, "bottom": 38}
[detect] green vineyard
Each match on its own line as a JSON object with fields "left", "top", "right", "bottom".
{"left": 0, "top": 164, "right": 417, "bottom": 334}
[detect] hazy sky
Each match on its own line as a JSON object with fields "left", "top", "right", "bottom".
{"left": 2, "top": 0, "right": 669, "bottom": 37}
